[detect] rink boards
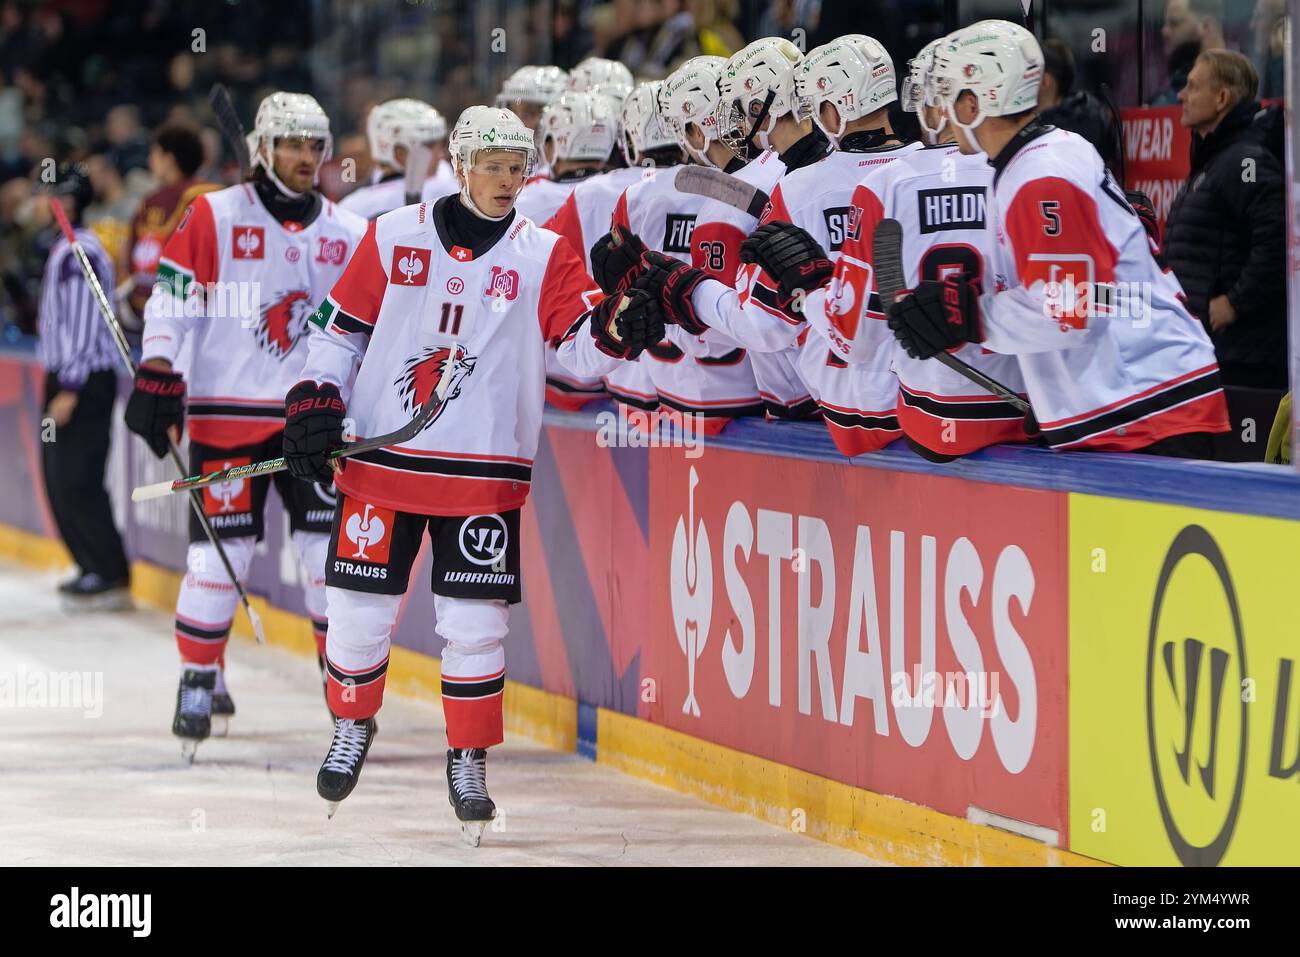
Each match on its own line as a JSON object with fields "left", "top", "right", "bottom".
{"left": 3, "top": 347, "right": 1299, "bottom": 866}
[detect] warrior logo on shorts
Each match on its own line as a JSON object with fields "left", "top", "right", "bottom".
{"left": 459, "top": 514, "right": 508, "bottom": 566}
{"left": 394, "top": 344, "right": 477, "bottom": 432}
{"left": 255, "top": 289, "right": 314, "bottom": 358}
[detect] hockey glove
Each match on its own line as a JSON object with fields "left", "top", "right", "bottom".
{"left": 886, "top": 274, "right": 983, "bottom": 360}
{"left": 635, "top": 250, "right": 710, "bottom": 335}
{"left": 283, "top": 380, "right": 346, "bottom": 484}
{"left": 1125, "top": 188, "right": 1162, "bottom": 259}
{"left": 588, "top": 288, "right": 666, "bottom": 360}
{"left": 739, "top": 222, "right": 833, "bottom": 308}
{"left": 590, "top": 225, "right": 649, "bottom": 295}
{"left": 124, "top": 363, "right": 185, "bottom": 458}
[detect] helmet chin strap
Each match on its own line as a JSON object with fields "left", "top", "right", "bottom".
{"left": 258, "top": 142, "right": 310, "bottom": 198}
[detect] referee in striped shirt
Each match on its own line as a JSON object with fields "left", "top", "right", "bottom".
{"left": 38, "top": 164, "right": 130, "bottom": 606}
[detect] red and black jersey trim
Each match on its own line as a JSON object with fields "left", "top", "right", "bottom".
{"left": 764, "top": 395, "right": 822, "bottom": 420}
{"left": 188, "top": 402, "right": 284, "bottom": 420}
{"left": 352, "top": 447, "right": 533, "bottom": 483}
{"left": 899, "top": 386, "right": 1025, "bottom": 421}
{"left": 441, "top": 672, "right": 506, "bottom": 700}
{"left": 1040, "top": 367, "right": 1224, "bottom": 448}
{"left": 820, "top": 405, "right": 900, "bottom": 433}
{"left": 331, "top": 308, "right": 374, "bottom": 335}
{"left": 545, "top": 375, "right": 606, "bottom": 396}
{"left": 748, "top": 280, "right": 802, "bottom": 324}
{"left": 607, "top": 385, "right": 659, "bottom": 411}
{"left": 657, "top": 392, "right": 765, "bottom": 419}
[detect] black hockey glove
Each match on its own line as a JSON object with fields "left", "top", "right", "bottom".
{"left": 635, "top": 250, "right": 711, "bottom": 335}
{"left": 283, "top": 380, "right": 346, "bottom": 484}
{"left": 1125, "top": 188, "right": 1162, "bottom": 257}
{"left": 886, "top": 274, "right": 983, "bottom": 360}
{"left": 588, "top": 288, "right": 666, "bottom": 360}
{"left": 590, "top": 225, "right": 649, "bottom": 295}
{"left": 739, "top": 222, "right": 833, "bottom": 309}
{"left": 124, "top": 363, "right": 185, "bottom": 458}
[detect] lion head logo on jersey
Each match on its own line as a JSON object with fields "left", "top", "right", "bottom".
{"left": 255, "top": 290, "right": 314, "bottom": 358}
{"left": 394, "top": 344, "right": 477, "bottom": 433}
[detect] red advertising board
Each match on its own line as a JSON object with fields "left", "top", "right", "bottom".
{"left": 1121, "top": 105, "right": 1192, "bottom": 233}
{"left": 644, "top": 447, "right": 1069, "bottom": 839}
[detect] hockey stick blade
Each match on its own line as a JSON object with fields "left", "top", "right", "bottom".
{"left": 871, "top": 218, "right": 1032, "bottom": 415}
{"left": 209, "top": 84, "right": 252, "bottom": 175}
{"left": 674, "top": 165, "right": 769, "bottom": 220}
{"left": 132, "top": 344, "right": 474, "bottom": 501}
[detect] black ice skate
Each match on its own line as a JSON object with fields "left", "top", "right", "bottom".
{"left": 172, "top": 667, "right": 216, "bottom": 764}
{"left": 447, "top": 748, "right": 496, "bottom": 847}
{"left": 211, "top": 668, "right": 235, "bottom": 737}
{"left": 317, "top": 717, "right": 377, "bottom": 818}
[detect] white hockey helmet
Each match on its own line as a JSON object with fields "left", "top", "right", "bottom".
{"left": 658, "top": 55, "right": 728, "bottom": 167}
{"left": 797, "top": 35, "right": 897, "bottom": 146}
{"left": 538, "top": 91, "right": 619, "bottom": 166}
{"left": 449, "top": 105, "right": 537, "bottom": 219}
{"left": 621, "top": 81, "right": 678, "bottom": 166}
{"left": 930, "top": 19, "right": 1043, "bottom": 132}
{"left": 717, "top": 37, "right": 804, "bottom": 154}
{"left": 366, "top": 98, "right": 447, "bottom": 169}
{"left": 247, "top": 92, "right": 333, "bottom": 180}
{"left": 900, "top": 38, "right": 948, "bottom": 142}
{"left": 496, "top": 65, "right": 569, "bottom": 108}
{"left": 567, "top": 57, "right": 634, "bottom": 97}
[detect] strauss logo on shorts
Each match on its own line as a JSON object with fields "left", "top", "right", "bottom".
{"left": 667, "top": 465, "right": 1040, "bottom": 773}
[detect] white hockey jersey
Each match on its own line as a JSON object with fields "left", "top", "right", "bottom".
{"left": 976, "top": 126, "right": 1227, "bottom": 450}
{"left": 142, "top": 183, "right": 369, "bottom": 447}
{"left": 302, "top": 195, "right": 601, "bottom": 515}
{"left": 420, "top": 159, "right": 461, "bottom": 204}
{"left": 813, "top": 144, "right": 1029, "bottom": 456}
{"left": 612, "top": 164, "right": 763, "bottom": 424}
{"left": 339, "top": 173, "right": 409, "bottom": 220}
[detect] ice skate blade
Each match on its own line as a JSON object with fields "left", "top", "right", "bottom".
{"left": 211, "top": 716, "right": 229, "bottom": 738}
{"left": 326, "top": 800, "right": 341, "bottom": 819}
{"left": 180, "top": 739, "right": 199, "bottom": 764}
{"left": 460, "top": 820, "right": 487, "bottom": 847}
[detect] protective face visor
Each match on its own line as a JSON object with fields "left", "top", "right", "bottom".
{"left": 715, "top": 90, "right": 775, "bottom": 159}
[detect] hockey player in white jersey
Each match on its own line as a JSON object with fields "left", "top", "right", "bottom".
{"left": 125, "top": 92, "right": 369, "bottom": 760}
{"left": 567, "top": 56, "right": 764, "bottom": 434}
{"left": 635, "top": 36, "right": 839, "bottom": 423}
{"left": 284, "top": 106, "right": 614, "bottom": 844}
{"left": 566, "top": 56, "right": 635, "bottom": 108}
{"left": 810, "top": 36, "right": 1030, "bottom": 460}
{"left": 884, "top": 20, "right": 1228, "bottom": 454}
{"left": 343, "top": 99, "right": 448, "bottom": 219}
{"left": 540, "top": 83, "right": 676, "bottom": 410}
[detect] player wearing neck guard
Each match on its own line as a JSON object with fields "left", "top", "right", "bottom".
{"left": 129, "top": 90, "right": 368, "bottom": 755}
{"left": 542, "top": 83, "right": 680, "bottom": 411}
{"left": 887, "top": 20, "right": 1227, "bottom": 454}
{"left": 812, "top": 33, "right": 1029, "bottom": 460}
{"left": 345, "top": 99, "right": 449, "bottom": 220}
{"left": 804, "top": 33, "right": 902, "bottom": 148}
{"left": 293, "top": 103, "right": 605, "bottom": 839}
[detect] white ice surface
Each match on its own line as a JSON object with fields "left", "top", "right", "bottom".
{"left": 0, "top": 561, "right": 873, "bottom": 866}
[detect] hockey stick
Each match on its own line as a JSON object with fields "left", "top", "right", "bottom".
{"left": 404, "top": 142, "right": 434, "bottom": 206}
{"left": 131, "top": 344, "right": 472, "bottom": 501}
{"left": 872, "top": 218, "right": 1033, "bottom": 416}
{"left": 48, "top": 197, "right": 267, "bottom": 644}
{"left": 673, "top": 165, "right": 770, "bottom": 220}
{"left": 208, "top": 84, "right": 252, "bottom": 177}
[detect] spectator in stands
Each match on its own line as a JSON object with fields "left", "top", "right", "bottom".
{"left": 1165, "top": 50, "right": 1287, "bottom": 457}
{"left": 123, "top": 124, "right": 220, "bottom": 321}
{"left": 104, "top": 105, "right": 150, "bottom": 174}
{"left": 1038, "top": 39, "right": 1122, "bottom": 174}
{"left": 1153, "top": 0, "right": 1226, "bottom": 104}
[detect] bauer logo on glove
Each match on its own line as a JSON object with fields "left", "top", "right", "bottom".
{"left": 886, "top": 273, "right": 983, "bottom": 360}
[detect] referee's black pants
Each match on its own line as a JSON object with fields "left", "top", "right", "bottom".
{"left": 40, "top": 369, "right": 129, "bottom": 583}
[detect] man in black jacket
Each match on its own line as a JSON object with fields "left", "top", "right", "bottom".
{"left": 1165, "top": 50, "right": 1287, "bottom": 395}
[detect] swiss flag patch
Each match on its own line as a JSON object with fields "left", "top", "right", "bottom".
{"left": 449, "top": 245, "right": 474, "bottom": 263}
{"left": 391, "top": 245, "right": 431, "bottom": 286}
{"left": 232, "top": 226, "right": 265, "bottom": 259}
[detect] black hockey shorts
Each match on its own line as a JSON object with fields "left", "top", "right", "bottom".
{"left": 188, "top": 433, "right": 336, "bottom": 543}
{"left": 324, "top": 491, "right": 522, "bottom": 604}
